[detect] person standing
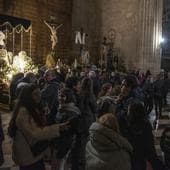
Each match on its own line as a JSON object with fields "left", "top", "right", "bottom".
{"left": 78, "top": 77, "right": 97, "bottom": 170}
{"left": 8, "top": 84, "right": 69, "bottom": 170}
{"left": 41, "top": 69, "right": 61, "bottom": 124}
{"left": 153, "top": 74, "right": 164, "bottom": 128}
{"left": 86, "top": 113, "right": 132, "bottom": 170}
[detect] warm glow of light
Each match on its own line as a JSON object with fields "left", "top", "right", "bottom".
{"left": 6, "top": 73, "right": 13, "bottom": 80}
{"left": 13, "top": 56, "right": 27, "bottom": 72}
{"left": 0, "top": 50, "right": 38, "bottom": 83}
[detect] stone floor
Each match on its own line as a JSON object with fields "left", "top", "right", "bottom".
{"left": 0, "top": 98, "right": 170, "bottom": 169}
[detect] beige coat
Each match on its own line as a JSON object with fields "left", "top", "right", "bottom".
{"left": 12, "top": 107, "right": 60, "bottom": 166}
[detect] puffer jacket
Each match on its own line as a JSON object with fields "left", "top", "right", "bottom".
{"left": 86, "top": 122, "right": 133, "bottom": 170}
{"left": 12, "top": 107, "right": 60, "bottom": 166}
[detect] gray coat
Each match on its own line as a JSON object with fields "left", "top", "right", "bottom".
{"left": 86, "top": 122, "right": 133, "bottom": 170}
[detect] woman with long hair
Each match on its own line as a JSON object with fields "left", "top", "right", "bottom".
{"left": 79, "top": 77, "right": 97, "bottom": 131}
{"left": 8, "top": 84, "right": 68, "bottom": 170}
{"left": 51, "top": 88, "right": 80, "bottom": 170}
{"left": 78, "top": 77, "right": 97, "bottom": 170}
{"left": 127, "top": 103, "right": 158, "bottom": 170}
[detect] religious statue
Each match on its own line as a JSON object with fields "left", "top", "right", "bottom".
{"left": 108, "top": 28, "right": 116, "bottom": 44}
{"left": 81, "top": 46, "right": 90, "bottom": 65}
{"left": 106, "top": 48, "right": 114, "bottom": 72}
{"left": 7, "top": 51, "right": 13, "bottom": 65}
{"left": 100, "top": 37, "right": 108, "bottom": 67}
{"left": 44, "top": 20, "right": 63, "bottom": 50}
{"left": 75, "top": 28, "right": 87, "bottom": 45}
{"left": 113, "top": 55, "right": 119, "bottom": 71}
{"left": 73, "top": 58, "right": 78, "bottom": 69}
{"left": 0, "top": 31, "right": 6, "bottom": 48}
{"left": 45, "top": 52, "right": 56, "bottom": 69}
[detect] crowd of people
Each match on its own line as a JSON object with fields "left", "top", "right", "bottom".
{"left": 1, "top": 66, "right": 170, "bottom": 170}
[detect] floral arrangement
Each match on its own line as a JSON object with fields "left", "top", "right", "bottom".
{"left": 0, "top": 49, "right": 38, "bottom": 83}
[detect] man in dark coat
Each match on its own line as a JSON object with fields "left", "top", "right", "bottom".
{"left": 41, "top": 69, "right": 61, "bottom": 124}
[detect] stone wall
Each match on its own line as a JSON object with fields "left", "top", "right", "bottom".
{"left": 71, "top": 0, "right": 102, "bottom": 64}
{"left": 100, "top": 0, "right": 163, "bottom": 73}
{"left": 0, "top": 0, "right": 72, "bottom": 64}
{"left": 100, "top": 0, "right": 139, "bottom": 70}
{"left": 0, "top": 0, "right": 163, "bottom": 72}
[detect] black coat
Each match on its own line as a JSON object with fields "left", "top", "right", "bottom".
{"left": 54, "top": 103, "right": 81, "bottom": 158}
{"left": 41, "top": 80, "right": 60, "bottom": 124}
{"left": 79, "top": 94, "right": 97, "bottom": 134}
{"left": 127, "top": 120, "right": 156, "bottom": 163}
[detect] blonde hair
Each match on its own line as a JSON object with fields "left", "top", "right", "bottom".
{"left": 45, "top": 53, "right": 56, "bottom": 69}
{"left": 98, "top": 113, "right": 119, "bottom": 133}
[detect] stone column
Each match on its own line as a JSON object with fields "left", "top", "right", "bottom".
{"left": 137, "top": 0, "right": 163, "bottom": 74}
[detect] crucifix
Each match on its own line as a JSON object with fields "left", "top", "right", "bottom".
{"left": 44, "top": 20, "right": 63, "bottom": 50}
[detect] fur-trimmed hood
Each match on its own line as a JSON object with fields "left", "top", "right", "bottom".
{"left": 88, "top": 122, "right": 132, "bottom": 153}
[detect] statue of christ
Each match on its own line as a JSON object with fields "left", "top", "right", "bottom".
{"left": 44, "top": 20, "right": 63, "bottom": 50}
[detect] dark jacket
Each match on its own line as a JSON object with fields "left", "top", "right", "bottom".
{"left": 153, "top": 79, "right": 164, "bottom": 98}
{"left": 127, "top": 120, "right": 156, "bottom": 160}
{"left": 79, "top": 94, "right": 97, "bottom": 134}
{"left": 126, "top": 119, "right": 158, "bottom": 170}
{"left": 54, "top": 102, "right": 81, "bottom": 158}
{"left": 41, "top": 80, "right": 60, "bottom": 124}
{"left": 142, "top": 80, "right": 154, "bottom": 99}
{"left": 116, "top": 93, "right": 142, "bottom": 137}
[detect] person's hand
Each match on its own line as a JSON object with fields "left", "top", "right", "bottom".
{"left": 116, "top": 93, "right": 124, "bottom": 101}
{"left": 59, "top": 121, "right": 70, "bottom": 132}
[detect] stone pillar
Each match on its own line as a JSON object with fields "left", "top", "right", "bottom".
{"left": 137, "top": 0, "right": 163, "bottom": 74}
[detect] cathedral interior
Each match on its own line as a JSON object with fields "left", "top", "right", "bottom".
{"left": 0, "top": 0, "right": 166, "bottom": 73}
{"left": 0, "top": 0, "right": 170, "bottom": 170}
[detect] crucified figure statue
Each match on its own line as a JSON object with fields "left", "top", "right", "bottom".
{"left": 44, "top": 20, "right": 63, "bottom": 50}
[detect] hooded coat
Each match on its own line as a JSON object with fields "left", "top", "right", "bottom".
{"left": 86, "top": 122, "right": 132, "bottom": 170}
